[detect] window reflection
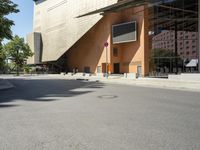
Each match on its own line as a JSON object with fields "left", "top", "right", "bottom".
{"left": 149, "top": 0, "right": 199, "bottom": 77}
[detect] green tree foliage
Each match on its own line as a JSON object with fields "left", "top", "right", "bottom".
{"left": 0, "top": 0, "right": 19, "bottom": 43}
{"left": 0, "top": 44, "right": 4, "bottom": 62}
{"left": 4, "top": 35, "right": 33, "bottom": 75}
{"left": 0, "top": 44, "right": 6, "bottom": 72}
{"left": 0, "top": 0, "right": 19, "bottom": 72}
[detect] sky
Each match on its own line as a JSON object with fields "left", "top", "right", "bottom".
{"left": 8, "top": 0, "right": 34, "bottom": 41}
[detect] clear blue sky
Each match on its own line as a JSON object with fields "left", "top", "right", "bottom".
{"left": 9, "top": 0, "right": 34, "bottom": 40}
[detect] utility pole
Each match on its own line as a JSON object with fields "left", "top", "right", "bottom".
{"left": 175, "top": 20, "right": 178, "bottom": 74}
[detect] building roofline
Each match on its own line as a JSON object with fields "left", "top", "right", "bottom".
{"left": 76, "top": 0, "right": 148, "bottom": 18}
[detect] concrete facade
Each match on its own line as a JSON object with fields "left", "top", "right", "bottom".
{"left": 28, "top": 0, "right": 178, "bottom": 76}
{"left": 27, "top": 32, "right": 42, "bottom": 64}
{"left": 28, "top": 0, "right": 199, "bottom": 76}
{"left": 28, "top": 0, "right": 150, "bottom": 76}
{"left": 29, "top": 0, "right": 118, "bottom": 63}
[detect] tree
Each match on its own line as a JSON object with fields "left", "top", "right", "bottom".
{"left": 0, "top": 44, "right": 6, "bottom": 72}
{"left": 4, "top": 35, "right": 33, "bottom": 75}
{"left": 0, "top": 0, "right": 19, "bottom": 43}
{"left": 0, "top": 0, "right": 19, "bottom": 71}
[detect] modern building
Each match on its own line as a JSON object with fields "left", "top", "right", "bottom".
{"left": 28, "top": 0, "right": 200, "bottom": 77}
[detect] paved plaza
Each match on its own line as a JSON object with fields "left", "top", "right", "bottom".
{"left": 0, "top": 75, "right": 200, "bottom": 150}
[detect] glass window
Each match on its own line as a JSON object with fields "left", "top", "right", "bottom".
{"left": 113, "top": 48, "right": 118, "bottom": 57}
{"left": 149, "top": 0, "right": 199, "bottom": 76}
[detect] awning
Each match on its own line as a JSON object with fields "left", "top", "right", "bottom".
{"left": 76, "top": 0, "right": 148, "bottom": 18}
{"left": 186, "top": 59, "right": 198, "bottom": 67}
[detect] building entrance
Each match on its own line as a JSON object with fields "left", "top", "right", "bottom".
{"left": 113, "top": 63, "right": 120, "bottom": 74}
{"left": 137, "top": 65, "right": 142, "bottom": 77}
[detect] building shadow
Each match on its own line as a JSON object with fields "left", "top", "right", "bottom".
{"left": 0, "top": 78, "right": 105, "bottom": 107}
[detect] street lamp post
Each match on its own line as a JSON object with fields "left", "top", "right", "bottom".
{"left": 175, "top": 20, "right": 178, "bottom": 74}
{"left": 104, "top": 42, "right": 109, "bottom": 79}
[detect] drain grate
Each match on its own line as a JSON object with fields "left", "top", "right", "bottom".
{"left": 98, "top": 95, "right": 118, "bottom": 99}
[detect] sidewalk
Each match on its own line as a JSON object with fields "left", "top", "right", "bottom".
{"left": 49, "top": 74, "right": 200, "bottom": 92}
{"left": 1, "top": 74, "right": 200, "bottom": 92}
{"left": 0, "top": 78, "right": 14, "bottom": 90}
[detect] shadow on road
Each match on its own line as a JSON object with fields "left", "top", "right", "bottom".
{"left": 0, "top": 78, "right": 104, "bottom": 107}
{"left": 0, "top": 104, "right": 19, "bottom": 108}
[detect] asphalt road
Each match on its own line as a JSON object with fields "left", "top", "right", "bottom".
{"left": 0, "top": 76, "right": 200, "bottom": 150}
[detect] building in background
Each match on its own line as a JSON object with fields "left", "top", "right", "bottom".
{"left": 149, "top": 0, "right": 199, "bottom": 75}
{"left": 28, "top": 0, "right": 199, "bottom": 77}
{"left": 152, "top": 30, "right": 199, "bottom": 59}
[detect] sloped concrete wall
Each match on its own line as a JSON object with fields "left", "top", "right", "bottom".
{"left": 32, "top": 0, "right": 118, "bottom": 62}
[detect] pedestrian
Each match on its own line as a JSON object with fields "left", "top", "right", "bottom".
{"left": 75, "top": 67, "right": 78, "bottom": 73}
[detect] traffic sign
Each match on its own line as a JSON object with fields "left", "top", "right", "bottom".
{"left": 104, "top": 42, "right": 109, "bottom": 47}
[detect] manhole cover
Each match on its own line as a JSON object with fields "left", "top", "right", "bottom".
{"left": 98, "top": 95, "right": 118, "bottom": 99}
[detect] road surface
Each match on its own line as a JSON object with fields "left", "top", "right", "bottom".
{"left": 0, "top": 76, "right": 200, "bottom": 150}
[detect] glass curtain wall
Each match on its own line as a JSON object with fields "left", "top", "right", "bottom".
{"left": 149, "top": 0, "right": 199, "bottom": 77}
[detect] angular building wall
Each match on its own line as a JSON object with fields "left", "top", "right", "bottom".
{"left": 27, "top": 32, "right": 42, "bottom": 64}
{"left": 31, "top": 0, "right": 118, "bottom": 62}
